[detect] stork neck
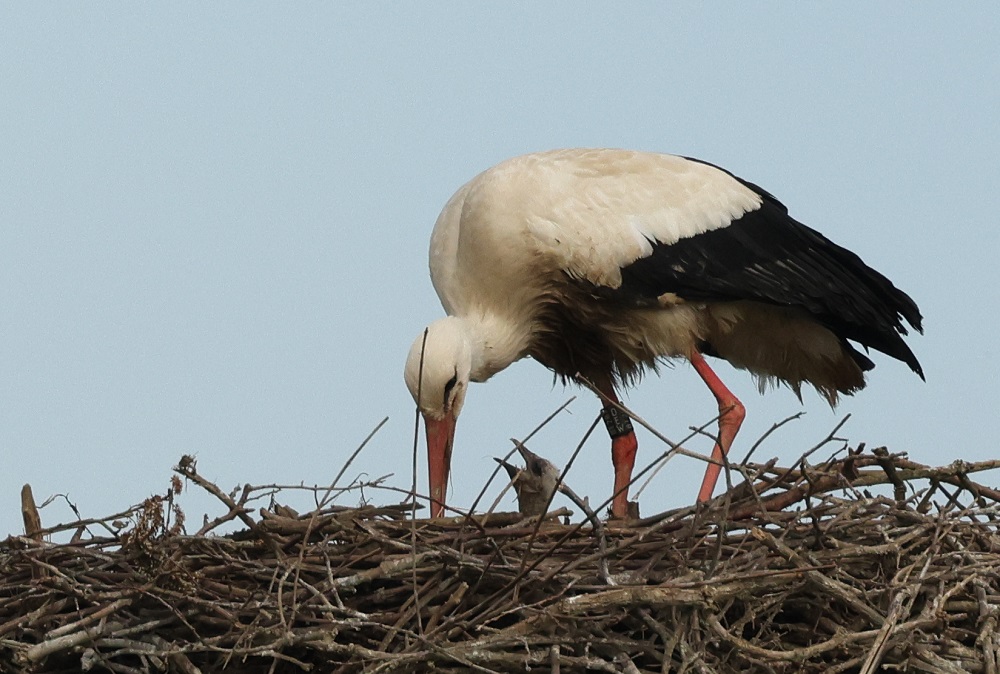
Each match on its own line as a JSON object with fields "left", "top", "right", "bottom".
{"left": 460, "top": 313, "right": 531, "bottom": 382}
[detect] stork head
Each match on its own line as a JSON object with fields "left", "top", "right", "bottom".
{"left": 404, "top": 316, "right": 473, "bottom": 517}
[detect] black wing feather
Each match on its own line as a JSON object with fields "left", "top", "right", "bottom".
{"left": 617, "top": 176, "right": 924, "bottom": 378}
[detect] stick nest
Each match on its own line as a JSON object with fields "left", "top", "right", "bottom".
{"left": 3, "top": 448, "right": 1000, "bottom": 674}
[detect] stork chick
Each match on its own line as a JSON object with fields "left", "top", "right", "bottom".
{"left": 494, "top": 443, "right": 560, "bottom": 517}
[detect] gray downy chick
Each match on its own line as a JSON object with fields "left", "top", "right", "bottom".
{"left": 494, "top": 444, "right": 561, "bottom": 517}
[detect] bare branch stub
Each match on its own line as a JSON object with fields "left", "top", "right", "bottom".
{"left": 2, "top": 447, "right": 1000, "bottom": 673}
{"left": 20, "top": 484, "right": 43, "bottom": 542}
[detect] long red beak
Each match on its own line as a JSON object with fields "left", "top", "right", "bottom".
{"left": 425, "top": 412, "right": 456, "bottom": 518}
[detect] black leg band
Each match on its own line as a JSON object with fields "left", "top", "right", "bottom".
{"left": 601, "top": 406, "right": 634, "bottom": 439}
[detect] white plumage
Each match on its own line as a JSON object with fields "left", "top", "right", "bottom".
{"left": 405, "top": 148, "right": 923, "bottom": 518}
{"left": 430, "top": 150, "right": 760, "bottom": 312}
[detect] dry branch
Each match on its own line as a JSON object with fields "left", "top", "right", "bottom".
{"left": 2, "top": 446, "right": 1000, "bottom": 673}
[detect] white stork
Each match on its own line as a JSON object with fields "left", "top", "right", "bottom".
{"left": 404, "top": 148, "right": 923, "bottom": 519}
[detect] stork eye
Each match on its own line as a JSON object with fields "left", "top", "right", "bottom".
{"left": 443, "top": 371, "right": 459, "bottom": 407}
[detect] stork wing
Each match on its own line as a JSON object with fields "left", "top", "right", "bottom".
{"left": 522, "top": 151, "right": 763, "bottom": 289}
{"left": 618, "top": 183, "right": 924, "bottom": 377}
{"left": 529, "top": 154, "right": 924, "bottom": 378}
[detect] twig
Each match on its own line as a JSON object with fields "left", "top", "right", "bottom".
{"left": 177, "top": 460, "right": 282, "bottom": 556}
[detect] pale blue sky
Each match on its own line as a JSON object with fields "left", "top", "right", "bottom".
{"left": 2, "top": 5, "right": 998, "bottom": 536}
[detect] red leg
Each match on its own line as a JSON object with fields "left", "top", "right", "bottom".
{"left": 690, "top": 351, "right": 746, "bottom": 502}
{"left": 596, "top": 385, "right": 638, "bottom": 519}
